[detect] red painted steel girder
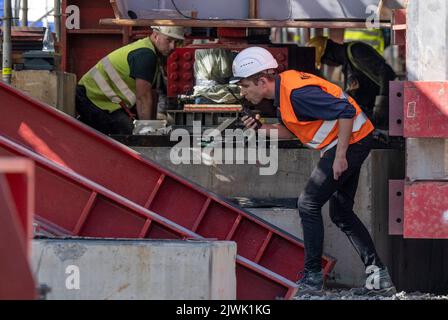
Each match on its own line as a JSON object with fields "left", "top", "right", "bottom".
{"left": 404, "top": 182, "right": 448, "bottom": 239}
{"left": 404, "top": 82, "right": 448, "bottom": 138}
{"left": 0, "top": 135, "right": 298, "bottom": 300}
{"left": 0, "top": 158, "right": 36, "bottom": 300}
{"left": 0, "top": 158, "right": 34, "bottom": 254}
{"left": 0, "top": 81, "right": 336, "bottom": 285}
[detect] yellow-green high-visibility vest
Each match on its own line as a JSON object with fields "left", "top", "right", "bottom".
{"left": 344, "top": 28, "right": 385, "bottom": 55}
{"left": 79, "top": 37, "right": 160, "bottom": 113}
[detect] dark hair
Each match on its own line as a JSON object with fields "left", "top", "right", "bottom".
{"left": 247, "top": 70, "right": 277, "bottom": 85}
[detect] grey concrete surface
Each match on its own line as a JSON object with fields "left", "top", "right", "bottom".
{"left": 406, "top": 138, "right": 448, "bottom": 181}
{"left": 32, "top": 239, "right": 236, "bottom": 300}
{"left": 407, "top": 0, "right": 448, "bottom": 81}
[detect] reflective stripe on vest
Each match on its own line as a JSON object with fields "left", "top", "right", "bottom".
{"left": 90, "top": 68, "right": 122, "bottom": 105}
{"left": 279, "top": 70, "right": 374, "bottom": 150}
{"left": 90, "top": 57, "right": 137, "bottom": 108}
{"left": 344, "top": 29, "right": 385, "bottom": 55}
{"left": 304, "top": 92, "right": 368, "bottom": 150}
{"left": 319, "top": 112, "right": 369, "bottom": 153}
{"left": 101, "top": 57, "right": 136, "bottom": 106}
{"left": 346, "top": 42, "right": 384, "bottom": 87}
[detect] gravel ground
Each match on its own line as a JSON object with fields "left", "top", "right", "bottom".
{"left": 294, "top": 289, "right": 448, "bottom": 300}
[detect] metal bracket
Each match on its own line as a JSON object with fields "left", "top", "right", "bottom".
{"left": 389, "top": 180, "right": 404, "bottom": 235}
{"left": 389, "top": 81, "right": 404, "bottom": 136}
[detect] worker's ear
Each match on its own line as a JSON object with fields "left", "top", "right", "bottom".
{"left": 258, "top": 76, "right": 269, "bottom": 88}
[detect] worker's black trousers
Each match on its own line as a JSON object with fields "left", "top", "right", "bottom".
{"left": 298, "top": 133, "right": 384, "bottom": 273}
{"left": 75, "top": 85, "right": 134, "bottom": 135}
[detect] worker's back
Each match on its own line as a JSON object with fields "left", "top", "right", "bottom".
{"left": 344, "top": 41, "right": 396, "bottom": 114}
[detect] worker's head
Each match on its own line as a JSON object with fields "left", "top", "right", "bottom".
{"left": 307, "top": 36, "right": 329, "bottom": 69}
{"left": 150, "top": 26, "right": 185, "bottom": 56}
{"left": 230, "top": 47, "right": 278, "bottom": 104}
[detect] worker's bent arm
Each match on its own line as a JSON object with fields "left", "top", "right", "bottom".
{"left": 261, "top": 123, "right": 296, "bottom": 139}
{"left": 135, "top": 79, "right": 154, "bottom": 120}
{"left": 333, "top": 117, "right": 354, "bottom": 180}
{"left": 242, "top": 115, "right": 295, "bottom": 139}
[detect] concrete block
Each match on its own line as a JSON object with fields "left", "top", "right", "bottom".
{"left": 32, "top": 239, "right": 236, "bottom": 300}
{"left": 406, "top": 138, "right": 448, "bottom": 181}
{"left": 407, "top": 0, "right": 448, "bottom": 81}
{"left": 12, "top": 70, "right": 77, "bottom": 117}
{"left": 134, "top": 147, "right": 321, "bottom": 199}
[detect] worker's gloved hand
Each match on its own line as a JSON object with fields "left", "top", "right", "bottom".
{"left": 372, "top": 128, "right": 390, "bottom": 145}
{"left": 347, "top": 78, "right": 360, "bottom": 94}
{"left": 373, "top": 95, "right": 389, "bottom": 129}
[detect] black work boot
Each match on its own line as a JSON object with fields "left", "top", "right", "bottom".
{"left": 351, "top": 267, "right": 397, "bottom": 297}
{"left": 295, "top": 270, "right": 324, "bottom": 296}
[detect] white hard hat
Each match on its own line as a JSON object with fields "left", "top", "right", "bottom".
{"left": 151, "top": 26, "right": 185, "bottom": 40}
{"left": 230, "top": 47, "right": 278, "bottom": 84}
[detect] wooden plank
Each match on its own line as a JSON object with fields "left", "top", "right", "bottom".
{"left": 184, "top": 104, "right": 242, "bottom": 112}
{"left": 66, "top": 29, "right": 123, "bottom": 34}
{"left": 57, "top": 71, "right": 77, "bottom": 117}
{"left": 100, "top": 18, "right": 391, "bottom": 29}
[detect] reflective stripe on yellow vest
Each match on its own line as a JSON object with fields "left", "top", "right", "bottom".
{"left": 279, "top": 70, "right": 374, "bottom": 152}
{"left": 79, "top": 37, "right": 160, "bottom": 113}
{"left": 346, "top": 42, "right": 384, "bottom": 87}
{"left": 344, "top": 28, "right": 385, "bottom": 55}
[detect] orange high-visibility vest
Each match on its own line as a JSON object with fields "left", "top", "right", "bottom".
{"left": 279, "top": 70, "right": 374, "bottom": 151}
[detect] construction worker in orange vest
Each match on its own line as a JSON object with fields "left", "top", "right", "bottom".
{"left": 230, "top": 47, "right": 396, "bottom": 296}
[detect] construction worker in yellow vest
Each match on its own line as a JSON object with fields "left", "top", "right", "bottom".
{"left": 344, "top": 28, "right": 385, "bottom": 55}
{"left": 231, "top": 47, "right": 396, "bottom": 296}
{"left": 308, "top": 36, "right": 396, "bottom": 131}
{"left": 76, "top": 26, "right": 185, "bottom": 135}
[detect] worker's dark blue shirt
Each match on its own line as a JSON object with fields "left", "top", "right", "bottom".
{"left": 273, "top": 76, "right": 356, "bottom": 124}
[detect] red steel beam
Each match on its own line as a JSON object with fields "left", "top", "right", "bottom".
{"left": 0, "top": 82, "right": 336, "bottom": 286}
{"left": 0, "top": 158, "right": 34, "bottom": 254}
{"left": 403, "top": 82, "right": 448, "bottom": 138}
{"left": 0, "top": 158, "right": 36, "bottom": 299}
{"left": 404, "top": 182, "right": 448, "bottom": 239}
{"left": 0, "top": 135, "right": 298, "bottom": 300}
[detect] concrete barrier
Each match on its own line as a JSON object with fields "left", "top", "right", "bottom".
{"left": 32, "top": 239, "right": 236, "bottom": 300}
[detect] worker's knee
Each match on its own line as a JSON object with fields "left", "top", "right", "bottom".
{"left": 297, "top": 193, "right": 321, "bottom": 217}
{"left": 329, "top": 195, "right": 355, "bottom": 228}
